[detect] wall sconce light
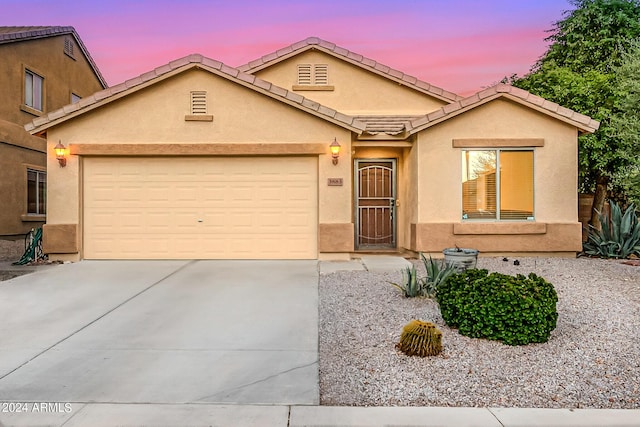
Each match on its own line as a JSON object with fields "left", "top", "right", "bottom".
{"left": 54, "top": 141, "right": 67, "bottom": 167}
{"left": 330, "top": 138, "right": 341, "bottom": 165}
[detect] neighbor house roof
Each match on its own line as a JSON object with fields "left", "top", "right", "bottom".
{"left": 0, "top": 119, "right": 46, "bottom": 153}
{"left": 0, "top": 26, "right": 108, "bottom": 88}
{"left": 406, "top": 83, "right": 600, "bottom": 135}
{"left": 25, "top": 54, "right": 367, "bottom": 135}
{"left": 238, "top": 37, "right": 462, "bottom": 104}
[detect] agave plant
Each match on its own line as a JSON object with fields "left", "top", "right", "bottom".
{"left": 420, "top": 253, "right": 456, "bottom": 297}
{"left": 583, "top": 201, "right": 640, "bottom": 259}
{"left": 390, "top": 265, "right": 423, "bottom": 297}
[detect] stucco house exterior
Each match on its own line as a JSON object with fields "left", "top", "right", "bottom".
{"left": 0, "top": 26, "right": 106, "bottom": 253}
{"left": 26, "top": 37, "right": 599, "bottom": 261}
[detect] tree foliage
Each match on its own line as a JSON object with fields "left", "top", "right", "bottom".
{"left": 542, "top": 0, "right": 640, "bottom": 72}
{"left": 610, "top": 41, "right": 640, "bottom": 205}
{"left": 511, "top": 0, "right": 640, "bottom": 222}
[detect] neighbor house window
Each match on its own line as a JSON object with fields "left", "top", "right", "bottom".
{"left": 27, "top": 169, "right": 46, "bottom": 215}
{"left": 297, "top": 64, "right": 329, "bottom": 85}
{"left": 25, "top": 70, "right": 44, "bottom": 111}
{"left": 462, "top": 149, "right": 534, "bottom": 220}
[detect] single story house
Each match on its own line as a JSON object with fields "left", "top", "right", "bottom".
{"left": 26, "top": 37, "right": 599, "bottom": 261}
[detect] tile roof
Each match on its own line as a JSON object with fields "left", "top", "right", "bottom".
{"left": 355, "top": 116, "right": 422, "bottom": 136}
{"left": 0, "top": 26, "right": 107, "bottom": 88}
{"left": 25, "top": 54, "right": 367, "bottom": 135}
{"left": 238, "top": 37, "right": 462, "bottom": 103}
{"left": 407, "top": 83, "right": 600, "bottom": 135}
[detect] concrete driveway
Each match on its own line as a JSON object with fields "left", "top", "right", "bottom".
{"left": 0, "top": 260, "right": 318, "bottom": 405}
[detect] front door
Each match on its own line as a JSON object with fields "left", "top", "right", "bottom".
{"left": 355, "top": 159, "right": 396, "bottom": 249}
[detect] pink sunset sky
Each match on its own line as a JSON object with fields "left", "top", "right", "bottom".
{"left": 2, "top": 0, "right": 574, "bottom": 95}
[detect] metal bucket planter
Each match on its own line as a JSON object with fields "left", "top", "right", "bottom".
{"left": 443, "top": 248, "right": 479, "bottom": 272}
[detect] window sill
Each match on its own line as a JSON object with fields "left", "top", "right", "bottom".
{"left": 21, "top": 214, "right": 46, "bottom": 222}
{"left": 454, "top": 222, "right": 546, "bottom": 235}
{"left": 20, "top": 104, "right": 43, "bottom": 117}
{"left": 185, "top": 115, "right": 213, "bottom": 122}
{"left": 292, "top": 85, "right": 335, "bottom": 91}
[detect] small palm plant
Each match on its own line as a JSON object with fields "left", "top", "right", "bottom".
{"left": 583, "top": 201, "right": 640, "bottom": 259}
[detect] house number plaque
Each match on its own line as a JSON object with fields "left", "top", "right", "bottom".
{"left": 327, "top": 178, "right": 343, "bottom": 186}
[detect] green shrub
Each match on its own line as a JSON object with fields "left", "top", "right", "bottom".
{"left": 583, "top": 201, "right": 640, "bottom": 259}
{"left": 437, "top": 269, "right": 558, "bottom": 346}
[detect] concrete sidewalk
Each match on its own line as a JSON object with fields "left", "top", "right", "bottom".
{"left": 1, "top": 404, "right": 638, "bottom": 426}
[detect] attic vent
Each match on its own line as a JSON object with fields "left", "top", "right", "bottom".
{"left": 297, "top": 64, "right": 312, "bottom": 85}
{"left": 64, "top": 37, "right": 75, "bottom": 58}
{"left": 297, "top": 64, "right": 329, "bottom": 85}
{"left": 191, "top": 91, "right": 207, "bottom": 115}
{"left": 314, "top": 64, "right": 329, "bottom": 85}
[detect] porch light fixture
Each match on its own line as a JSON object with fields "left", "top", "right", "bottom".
{"left": 54, "top": 141, "right": 67, "bottom": 167}
{"left": 330, "top": 138, "right": 341, "bottom": 165}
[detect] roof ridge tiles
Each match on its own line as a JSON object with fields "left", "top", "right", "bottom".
{"left": 406, "top": 83, "right": 600, "bottom": 135}
{"left": 25, "top": 52, "right": 367, "bottom": 134}
{"left": 237, "top": 37, "right": 462, "bottom": 103}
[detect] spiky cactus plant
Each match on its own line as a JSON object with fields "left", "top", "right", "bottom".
{"left": 396, "top": 320, "right": 442, "bottom": 357}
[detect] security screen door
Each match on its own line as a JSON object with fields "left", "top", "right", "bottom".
{"left": 355, "top": 159, "right": 396, "bottom": 248}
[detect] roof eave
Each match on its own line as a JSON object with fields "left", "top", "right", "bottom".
{"left": 239, "top": 38, "right": 462, "bottom": 104}
{"left": 407, "top": 92, "right": 601, "bottom": 136}
{"left": 27, "top": 60, "right": 366, "bottom": 136}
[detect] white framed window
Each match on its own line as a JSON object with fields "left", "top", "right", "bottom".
{"left": 25, "top": 69, "right": 44, "bottom": 111}
{"left": 462, "top": 149, "right": 534, "bottom": 221}
{"left": 297, "top": 64, "right": 329, "bottom": 85}
{"left": 27, "top": 168, "right": 46, "bottom": 215}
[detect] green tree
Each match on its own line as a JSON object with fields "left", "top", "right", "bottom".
{"left": 511, "top": 0, "right": 640, "bottom": 226}
{"left": 610, "top": 42, "right": 640, "bottom": 206}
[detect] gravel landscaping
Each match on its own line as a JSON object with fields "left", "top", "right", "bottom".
{"left": 319, "top": 257, "right": 640, "bottom": 408}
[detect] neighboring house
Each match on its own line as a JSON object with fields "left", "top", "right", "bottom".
{"left": 26, "top": 37, "right": 599, "bottom": 261}
{"left": 0, "top": 26, "right": 107, "bottom": 252}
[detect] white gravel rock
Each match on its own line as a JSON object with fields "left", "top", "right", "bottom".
{"left": 318, "top": 257, "right": 640, "bottom": 408}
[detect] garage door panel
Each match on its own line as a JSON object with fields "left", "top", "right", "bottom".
{"left": 83, "top": 157, "right": 318, "bottom": 259}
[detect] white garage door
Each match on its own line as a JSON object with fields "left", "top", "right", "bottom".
{"left": 83, "top": 156, "right": 318, "bottom": 259}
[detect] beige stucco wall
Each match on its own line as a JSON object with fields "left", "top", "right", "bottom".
{"left": 0, "top": 35, "right": 105, "bottom": 125}
{"left": 412, "top": 98, "right": 581, "bottom": 253}
{"left": 417, "top": 99, "right": 578, "bottom": 223}
{"left": 252, "top": 50, "right": 448, "bottom": 115}
{"left": 44, "top": 69, "right": 355, "bottom": 257}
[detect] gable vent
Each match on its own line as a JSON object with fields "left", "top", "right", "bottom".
{"left": 64, "top": 37, "right": 75, "bottom": 57}
{"left": 297, "top": 64, "right": 312, "bottom": 85}
{"left": 191, "top": 91, "right": 207, "bottom": 115}
{"left": 314, "top": 64, "right": 329, "bottom": 85}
